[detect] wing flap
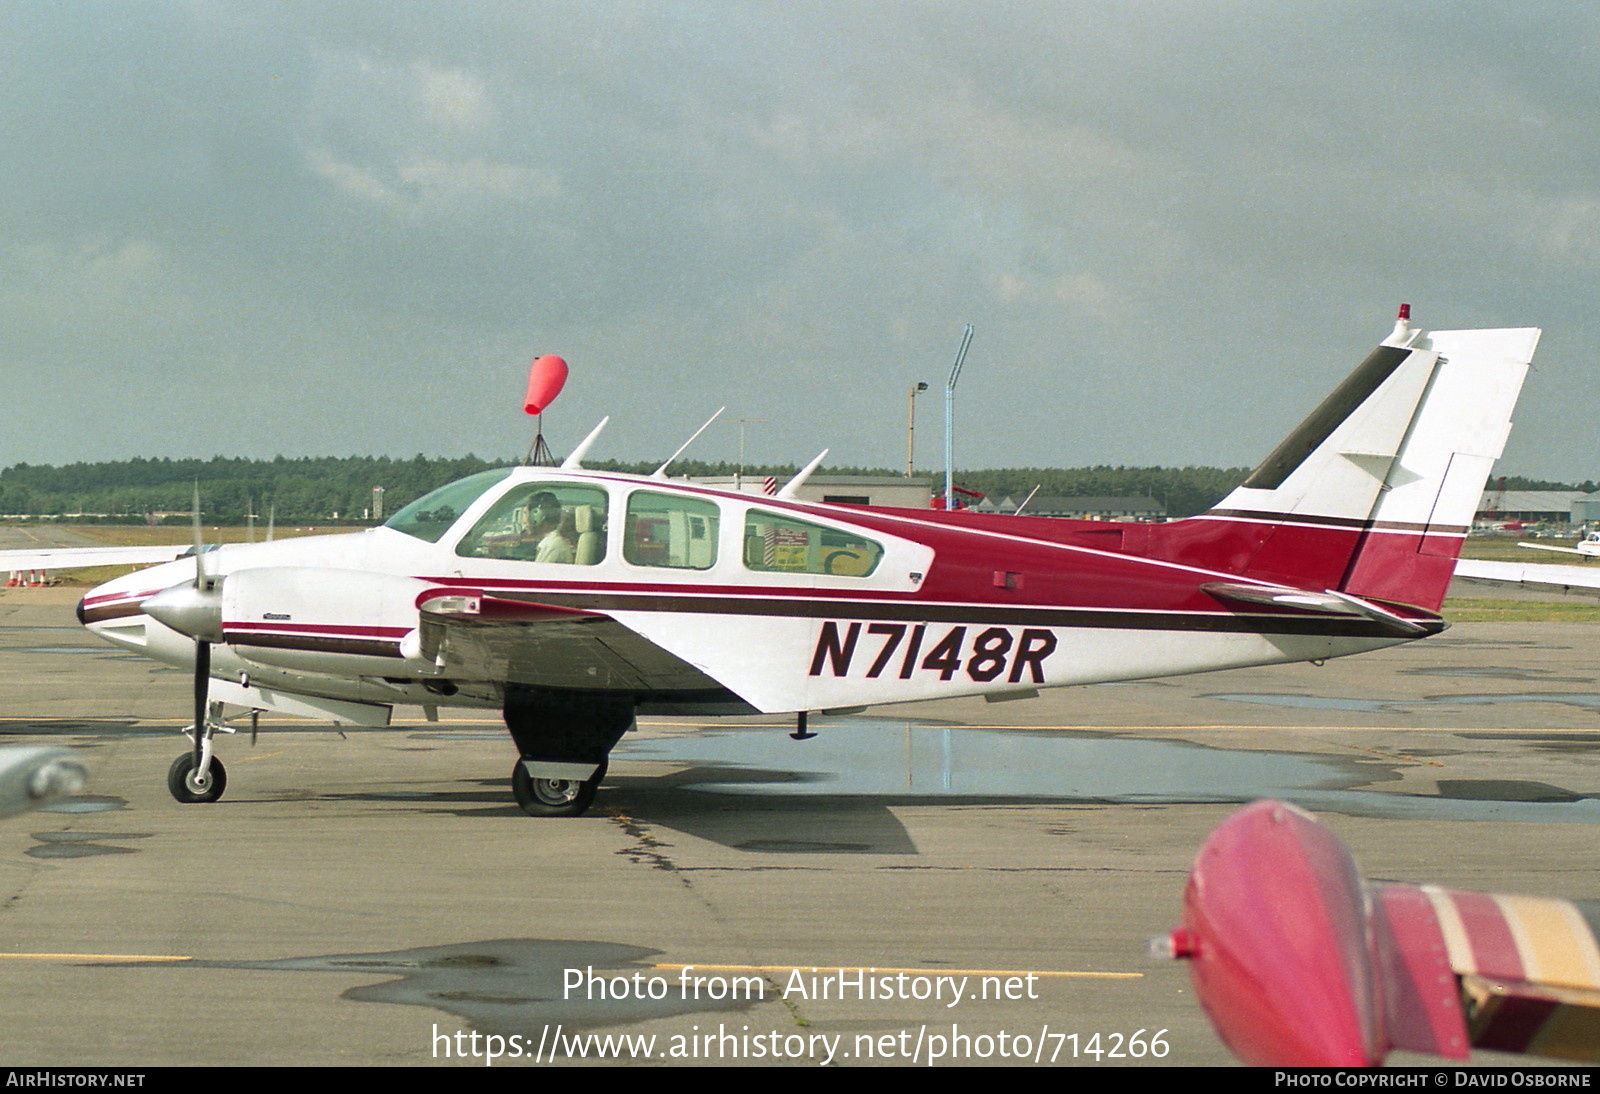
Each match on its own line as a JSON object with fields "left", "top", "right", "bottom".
{"left": 419, "top": 592, "right": 722, "bottom": 693}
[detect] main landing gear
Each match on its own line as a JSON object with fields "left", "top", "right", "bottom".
{"left": 503, "top": 687, "right": 633, "bottom": 818}
{"left": 512, "top": 757, "right": 609, "bottom": 817}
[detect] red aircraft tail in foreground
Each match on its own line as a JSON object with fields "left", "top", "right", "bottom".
{"left": 1169, "top": 800, "right": 1600, "bottom": 1066}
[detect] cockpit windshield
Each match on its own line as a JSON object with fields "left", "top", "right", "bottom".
{"left": 383, "top": 468, "right": 513, "bottom": 543}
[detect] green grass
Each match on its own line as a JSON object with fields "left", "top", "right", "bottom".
{"left": 1459, "top": 535, "right": 1586, "bottom": 561}
{"left": 1442, "top": 597, "right": 1600, "bottom": 622}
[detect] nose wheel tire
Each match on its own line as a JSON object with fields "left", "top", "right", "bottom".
{"left": 511, "top": 759, "right": 606, "bottom": 817}
{"left": 168, "top": 753, "right": 227, "bottom": 804}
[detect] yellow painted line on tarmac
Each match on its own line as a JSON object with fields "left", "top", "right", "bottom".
{"left": 653, "top": 962, "right": 1140, "bottom": 981}
{"left": 2, "top": 717, "right": 1593, "bottom": 736}
{"left": 0, "top": 952, "right": 190, "bottom": 963}
{"left": 0, "top": 953, "right": 1136, "bottom": 980}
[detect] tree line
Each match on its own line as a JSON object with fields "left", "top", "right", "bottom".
{"left": 0, "top": 455, "right": 1585, "bottom": 524}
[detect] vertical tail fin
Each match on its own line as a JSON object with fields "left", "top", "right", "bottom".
{"left": 1183, "top": 314, "right": 1539, "bottom": 610}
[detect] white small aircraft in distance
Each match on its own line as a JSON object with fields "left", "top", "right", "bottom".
{"left": 1513, "top": 530, "right": 1600, "bottom": 559}
{"left": 76, "top": 308, "right": 1541, "bottom": 817}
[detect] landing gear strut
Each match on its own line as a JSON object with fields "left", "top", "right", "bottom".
{"left": 503, "top": 688, "right": 633, "bottom": 818}
{"left": 169, "top": 697, "right": 230, "bottom": 804}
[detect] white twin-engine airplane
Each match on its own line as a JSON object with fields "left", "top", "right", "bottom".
{"left": 76, "top": 310, "right": 1540, "bottom": 817}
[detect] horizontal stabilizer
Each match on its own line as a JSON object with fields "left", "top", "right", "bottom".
{"left": 1200, "top": 582, "right": 1434, "bottom": 636}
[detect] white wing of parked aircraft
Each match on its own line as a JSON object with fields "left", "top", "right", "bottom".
{"left": 0, "top": 544, "right": 192, "bottom": 572}
{"left": 1452, "top": 556, "right": 1600, "bottom": 597}
{"left": 1511, "top": 530, "right": 1600, "bottom": 558}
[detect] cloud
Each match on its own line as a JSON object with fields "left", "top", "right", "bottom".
{"left": 1, "top": 2, "right": 1597, "bottom": 478}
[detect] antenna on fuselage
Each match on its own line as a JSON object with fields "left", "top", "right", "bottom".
{"left": 776, "top": 449, "right": 829, "bottom": 501}
{"left": 652, "top": 407, "right": 725, "bottom": 478}
{"left": 560, "top": 417, "right": 610, "bottom": 471}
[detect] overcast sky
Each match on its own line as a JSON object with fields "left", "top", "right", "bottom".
{"left": 3, "top": 2, "right": 1597, "bottom": 480}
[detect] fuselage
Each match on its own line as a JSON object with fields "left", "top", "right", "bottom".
{"left": 78, "top": 466, "right": 1434, "bottom": 720}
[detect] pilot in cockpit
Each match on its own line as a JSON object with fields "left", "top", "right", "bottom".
{"left": 525, "top": 491, "right": 576, "bottom": 564}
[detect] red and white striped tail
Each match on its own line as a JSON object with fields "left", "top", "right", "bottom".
{"left": 1177, "top": 318, "right": 1540, "bottom": 611}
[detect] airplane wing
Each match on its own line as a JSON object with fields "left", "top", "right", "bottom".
{"left": 0, "top": 544, "right": 190, "bottom": 572}
{"left": 1405, "top": 883, "right": 1600, "bottom": 1061}
{"left": 1453, "top": 557, "right": 1600, "bottom": 597}
{"left": 1170, "top": 800, "right": 1600, "bottom": 1066}
{"left": 418, "top": 591, "right": 727, "bottom": 697}
{"left": 1515, "top": 541, "right": 1592, "bottom": 557}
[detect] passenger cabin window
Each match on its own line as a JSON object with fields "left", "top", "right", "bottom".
{"left": 744, "top": 510, "right": 883, "bottom": 577}
{"left": 625, "top": 491, "right": 718, "bottom": 570}
{"left": 385, "top": 469, "right": 513, "bottom": 544}
{"left": 456, "top": 483, "right": 609, "bottom": 565}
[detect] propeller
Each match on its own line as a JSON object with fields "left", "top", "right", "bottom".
{"left": 141, "top": 486, "right": 226, "bottom": 799}
{"left": 187, "top": 487, "right": 216, "bottom": 780}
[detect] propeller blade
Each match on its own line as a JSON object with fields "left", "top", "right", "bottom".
{"left": 191, "top": 484, "right": 208, "bottom": 588}
{"left": 188, "top": 483, "right": 214, "bottom": 772}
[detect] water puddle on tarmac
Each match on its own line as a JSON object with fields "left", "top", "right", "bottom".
{"left": 1209, "top": 692, "right": 1600, "bottom": 715}
{"left": 618, "top": 719, "right": 1354, "bottom": 803}
{"left": 207, "top": 939, "right": 750, "bottom": 1047}
{"left": 614, "top": 717, "right": 1600, "bottom": 825}
{"left": 25, "top": 831, "right": 148, "bottom": 859}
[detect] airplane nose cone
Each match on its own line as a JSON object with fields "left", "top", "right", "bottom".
{"left": 142, "top": 580, "right": 224, "bottom": 643}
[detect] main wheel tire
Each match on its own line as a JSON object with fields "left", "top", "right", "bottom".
{"left": 510, "top": 758, "right": 607, "bottom": 817}
{"left": 167, "top": 753, "right": 227, "bottom": 804}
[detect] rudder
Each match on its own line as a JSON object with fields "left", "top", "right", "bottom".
{"left": 1169, "top": 313, "right": 1538, "bottom": 611}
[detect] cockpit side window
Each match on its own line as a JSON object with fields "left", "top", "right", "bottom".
{"left": 744, "top": 510, "right": 882, "bottom": 577}
{"left": 456, "top": 483, "right": 609, "bottom": 565}
{"left": 624, "top": 491, "right": 719, "bottom": 570}
{"left": 384, "top": 469, "right": 514, "bottom": 544}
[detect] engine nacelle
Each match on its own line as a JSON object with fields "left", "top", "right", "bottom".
{"left": 219, "top": 567, "right": 440, "bottom": 676}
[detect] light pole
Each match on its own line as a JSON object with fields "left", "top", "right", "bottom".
{"left": 729, "top": 418, "right": 767, "bottom": 490}
{"left": 906, "top": 382, "right": 929, "bottom": 477}
{"left": 944, "top": 324, "right": 974, "bottom": 510}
